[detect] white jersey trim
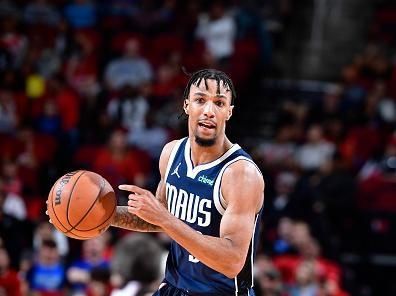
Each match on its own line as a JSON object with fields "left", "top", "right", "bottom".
{"left": 251, "top": 214, "right": 259, "bottom": 288}
{"left": 184, "top": 138, "right": 241, "bottom": 179}
{"left": 213, "top": 156, "right": 255, "bottom": 216}
{"left": 164, "top": 138, "right": 185, "bottom": 181}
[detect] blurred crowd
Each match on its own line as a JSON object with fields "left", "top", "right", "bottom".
{"left": 254, "top": 1, "right": 396, "bottom": 295}
{"left": 0, "top": 0, "right": 395, "bottom": 295}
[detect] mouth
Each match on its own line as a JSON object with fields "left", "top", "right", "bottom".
{"left": 198, "top": 121, "right": 216, "bottom": 130}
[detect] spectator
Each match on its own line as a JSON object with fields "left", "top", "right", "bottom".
{"left": 65, "top": 31, "right": 99, "bottom": 96}
{"left": 1, "top": 159, "right": 22, "bottom": 194}
{"left": 33, "top": 221, "right": 69, "bottom": 259}
{"left": 274, "top": 237, "right": 345, "bottom": 296}
{"left": 64, "top": 0, "right": 97, "bottom": 29}
{"left": 295, "top": 124, "right": 335, "bottom": 172}
{"left": 46, "top": 74, "right": 80, "bottom": 136}
{"left": 151, "top": 58, "right": 186, "bottom": 106}
{"left": 0, "top": 3, "right": 27, "bottom": 68}
{"left": 358, "top": 133, "right": 396, "bottom": 212}
{"left": 106, "top": 85, "right": 149, "bottom": 133}
{"left": 86, "top": 267, "right": 112, "bottom": 296}
{"left": 254, "top": 255, "right": 283, "bottom": 296}
{"left": 272, "top": 172, "right": 298, "bottom": 213}
{"left": 196, "top": 1, "right": 236, "bottom": 66}
{"left": 272, "top": 216, "right": 297, "bottom": 256}
{"left": 67, "top": 236, "right": 110, "bottom": 295}
{"left": 35, "top": 99, "right": 62, "bottom": 136}
{"left": 253, "top": 125, "right": 297, "bottom": 172}
{"left": 128, "top": 112, "right": 170, "bottom": 161}
{"left": 0, "top": 246, "right": 22, "bottom": 296}
{"left": 1, "top": 160, "right": 26, "bottom": 221}
{"left": 288, "top": 260, "right": 319, "bottom": 296}
{"left": 93, "top": 129, "right": 149, "bottom": 188}
{"left": 14, "top": 126, "right": 57, "bottom": 194}
{"left": 104, "top": 38, "right": 153, "bottom": 91}
{"left": 289, "top": 221, "right": 312, "bottom": 251}
{"left": 26, "top": 239, "right": 66, "bottom": 295}
{"left": 110, "top": 233, "right": 164, "bottom": 296}
{"left": 0, "top": 178, "right": 30, "bottom": 269}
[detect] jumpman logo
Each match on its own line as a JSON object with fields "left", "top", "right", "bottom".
{"left": 171, "top": 163, "right": 181, "bottom": 178}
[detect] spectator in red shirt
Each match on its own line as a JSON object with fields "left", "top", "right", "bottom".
{"left": 358, "top": 133, "right": 396, "bottom": 211}
{"left": 93, "top": 129, "right": 150, "bottom": 189}
{"left": 0, "top": 246, "right": 22, "bottom": 296}
{"left": 65, "top": 31, "right": 99, "bottom": 96}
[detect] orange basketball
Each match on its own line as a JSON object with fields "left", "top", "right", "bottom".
{"left": 47, "top": 170, "right": 117, "bottom": 240}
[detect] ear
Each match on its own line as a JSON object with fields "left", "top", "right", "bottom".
{"left": 226, "top": 105, "right": 234, "bottom": 121}
{"left": 183, "top": 99, "right": 189, "bottom": 115}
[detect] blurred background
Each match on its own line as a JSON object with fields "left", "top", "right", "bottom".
{"left": 0, "top": 0, "right": 395, "bottom": 295}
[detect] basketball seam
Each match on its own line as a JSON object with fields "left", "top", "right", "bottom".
{"left": 73, "top": 178, "right": 116, "bottom": 232}
{"left": 48, "top": 182, "right": 68, "bottom": 232}
{"left": 65, "top": 170, "right": 87, "bottom": 229}
{"left": 65, "top": 174, "right": 105, "bottom": 233}
{"left": 50, "top": 174, "right": 77, "bottom": 232}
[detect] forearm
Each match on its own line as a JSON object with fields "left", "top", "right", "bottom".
{"left": 111, "top": 206, "right": 162, "bottom": 232}
{"left": 161, "top": 216, "right": 244, "bottom": 278}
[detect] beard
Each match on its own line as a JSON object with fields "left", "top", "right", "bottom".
{"left": 195, "top": 135, "right": 216, "bottom": 147}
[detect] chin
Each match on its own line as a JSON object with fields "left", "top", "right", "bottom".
{"left": 195, "top": 135, "right": 216, "bottom": 147}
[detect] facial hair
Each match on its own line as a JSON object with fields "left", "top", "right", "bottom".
{"left": 195, "top": 135, "right": 216, "bottom": 147}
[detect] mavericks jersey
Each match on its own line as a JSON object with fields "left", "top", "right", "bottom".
{"left": 164, "top": 137, "right": 263, "bottom": 295}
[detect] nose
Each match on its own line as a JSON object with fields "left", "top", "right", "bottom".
{"left": 203, "top": 101, "right": 215, "bottom": 118}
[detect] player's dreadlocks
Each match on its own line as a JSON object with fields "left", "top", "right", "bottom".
{"left": 182, "top": 69, "right": 237, "bottom": 105}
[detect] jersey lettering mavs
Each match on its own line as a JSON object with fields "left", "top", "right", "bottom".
{"left": 164, "top": 137, "right": 263, "bottom": 295}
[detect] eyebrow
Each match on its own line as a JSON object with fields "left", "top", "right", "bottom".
{"left": 192, "top": 91, "right": 228, "bottom": 99}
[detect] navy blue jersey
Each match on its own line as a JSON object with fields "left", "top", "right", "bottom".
{"left": 163, "top": 137, "right": 263, "bottom": 295}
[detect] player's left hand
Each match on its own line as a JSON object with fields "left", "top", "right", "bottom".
{"left": 119, "top": 184, "right": 171, "bottom": 226}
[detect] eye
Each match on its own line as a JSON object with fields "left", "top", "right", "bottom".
{"left": 195, "top": 97, "right": 205, "bottom": 103}
{"left": 215, "top": 101, "right": 225, "bottom": 107}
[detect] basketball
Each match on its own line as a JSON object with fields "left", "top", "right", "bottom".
{"left": 46, "top": 170, "right": 117, "bottom": 240}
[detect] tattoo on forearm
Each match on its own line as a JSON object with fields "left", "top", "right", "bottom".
{"left": 111, "top": 206, "right": 162, "bottom": 232}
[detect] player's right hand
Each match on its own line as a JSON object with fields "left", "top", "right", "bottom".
{"left": 119, "top": 184, "right": 171, "bottom": 227}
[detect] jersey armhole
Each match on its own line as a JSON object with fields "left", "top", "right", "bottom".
{"left": 213, "top": 156, "right": 261, "bottom": 215}
{"left": 164, "top": 138, "right": 185, "bottom": 181}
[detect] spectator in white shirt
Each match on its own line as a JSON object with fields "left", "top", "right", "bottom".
{"left": 105, "top": 38, "right": 153, "bottom": 91}
{"left": 296, "top": 124, "right": 335, "bottom": 171}
{"left": 196, "top": 1, "right": 236, "bottom": 64}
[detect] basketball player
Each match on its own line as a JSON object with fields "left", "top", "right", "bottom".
{"left": 112, "top": 69, "right": 264, "bottom": 295}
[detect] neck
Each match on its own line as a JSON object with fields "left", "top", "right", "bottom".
{"left": 189, "top": 135, "right": 232, "bottom": 166}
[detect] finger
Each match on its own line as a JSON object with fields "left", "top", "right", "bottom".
{"left": 127, "top": 199, "right": 139, "bottom": 207}
{"left": 119, "top": 184, "right": 147, "bottom": 195}
{"left": 49, "top": 219, "right": 53, "bottom": 224}
{"left": 128, "top": 193, "right": 140, "bottom": 200}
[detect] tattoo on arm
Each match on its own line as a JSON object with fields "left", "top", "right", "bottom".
{"left": 111, "top": 206, "right": 162, "bottom": 232}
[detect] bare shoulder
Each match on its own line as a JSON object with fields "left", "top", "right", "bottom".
{"left": 223, "top": 159, "right": 264, "bottom": 187}
{"left": 221, "top": 159, "right": 264, "bottom": 211}
{"left": 158, "top": 139, "right": 181, "bottom": 176}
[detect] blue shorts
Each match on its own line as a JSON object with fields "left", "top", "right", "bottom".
{"left": 152, "top": 281, "right": 256, "bottom": 296}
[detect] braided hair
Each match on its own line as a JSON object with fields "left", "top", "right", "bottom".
{"left": 182, "top": 69, "right": 236, "bottom": 105}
